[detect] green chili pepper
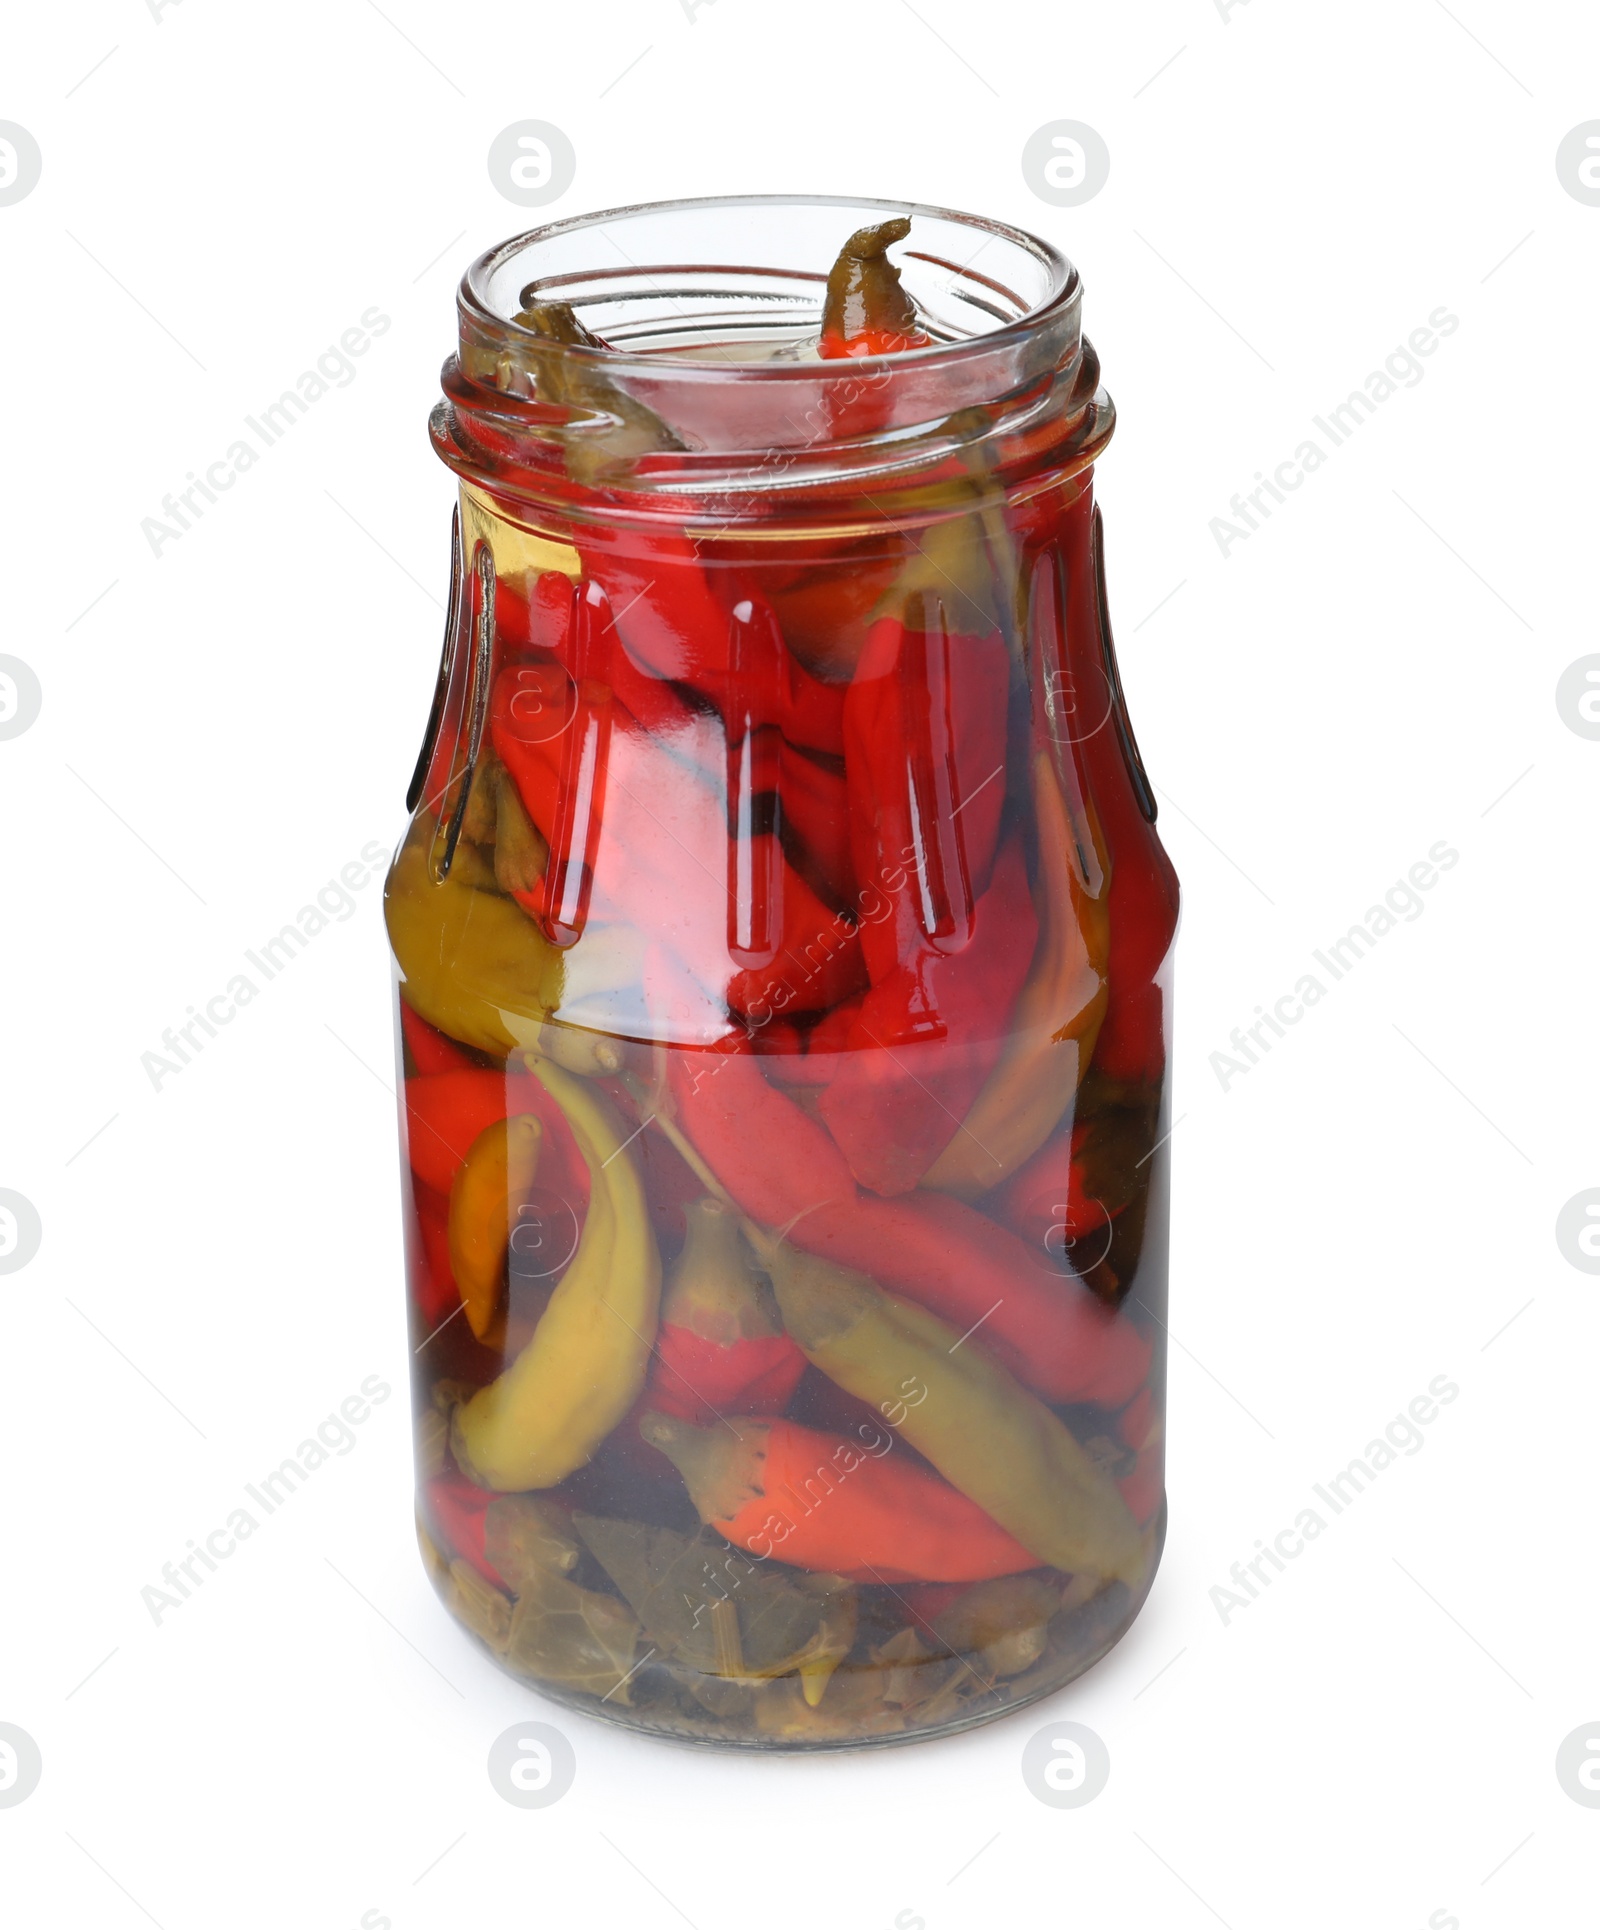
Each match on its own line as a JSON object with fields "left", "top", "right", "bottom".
{"left": 819, "top": 218, "right": 931, "bottom": 357}
{"left": 763, "top": 1238, "right": 1148, "bottom": 1588}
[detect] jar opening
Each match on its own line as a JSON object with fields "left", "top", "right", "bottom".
{"left": 465, "top": 194, "right": 1075, "bottom": 368}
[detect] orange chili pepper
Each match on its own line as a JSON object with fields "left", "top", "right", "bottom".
{"left": 643, "top": 1412, "right": 1039, "bottom": 1585}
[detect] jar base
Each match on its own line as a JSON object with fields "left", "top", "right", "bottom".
{"left": 427, "top": 1500, "right": 1166, "bottom": 1754}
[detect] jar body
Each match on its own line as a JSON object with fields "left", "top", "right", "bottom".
{"left": 387, "top": 204, "right": 1177, "bottom": 1749}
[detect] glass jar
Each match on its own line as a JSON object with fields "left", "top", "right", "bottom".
{"left": 386, "top": 196, "right": 1178, "bottom": 1750}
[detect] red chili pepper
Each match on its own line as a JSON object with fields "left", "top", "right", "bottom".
{"left": 570, "top": 523, "right": 728, "bottom": 687}
{"left": 755, "top": 545, "right": 905, "bottom": 684}
{"left": 494, "top": 568, "right": 574, "bottom": 654}
{"left": 642, "top": 1195, "right": 807, "bottom": 1427}
{"left": 997, "top": 1120, "right": 1099, "bottom": 1256}
{"left": 648, "top": 1326, "right": 807, "bottom": 1427}
{"left": 560, "top": 520, "right": 850, "bottom": 756}
{"left": 751, "top": 1006, "right": 855, "bottom": 1088}
{"left": 815, "top": 609, "right": 1025, "bottom": 1187}
{"left": 505, "top": 547, "right": 860, "bottom": 982}
{"left": 776, "top": 741, "right": 853, "bottom": 908}
{"left": 667, "top": 1042, "right": 1148, "bottom": 1407}
{"left": 796, "top": 1193, "right": 1150, "bottom": 1408}
{"left": 668, "top": 1037, "right": 856, "bottom": 1227}
{"left": 1032, "top": 490, "right": 1179, "bottom": 1083}
{"left": 531, "top": 569, "right": 713, "bottom": 749}
{"left": 644, "top": 1413, "right": 1039, "bottom": 1584}
{"left": 403, "top": 1067, "right": 590, "bottom": 1212}
{"left": 631, "top": 1109, "right": 710, "bottom": 1250}
{"left": 399, "top": 999, "right": 475, "bottom": 1077}
{"left": 423, "top": 1472, "right": 504, "bottom": 1585}
{"left": 844, "top": 612, "right": 1012, "bottom": 986}
{"left": 494, "top": 664, "right": 866, "bottom": 1019}
{"left": 818, "top": 834, "right": 1037, "bottom": 1195}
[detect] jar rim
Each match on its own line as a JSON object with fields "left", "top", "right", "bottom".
{"left": 438, "top": 194, "right": 1108, "bottom": 521}
{"left": 459, "top": 192, "right": 1079, "bottom": 377}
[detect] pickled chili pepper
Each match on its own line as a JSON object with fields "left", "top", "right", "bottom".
{"left": 517, "top": 575, "right": 856, "bottom": 930}
{"left": 1048, "top": 495, "right": 1179, "bottom": 1083}
{"left": 493, "top": 565, "right": 573, "bottom": 653}
{"left": 642, "top": 1412, "right": 1040, "bottom": 1585}
{"left": 530, "top": 564, "right": 722, "bottom": 758}
{"left": 644, "top": 1197, "right": 805, "bottom": 1426}
{"left": 406, "top": 1070, "right": 513, "bottom": 1196}
{"left": 663, "top": 1034, "right": 1149, "bottom": 1405}
{"left": 489, "top": 753, "right": 550, "bottom": 897}
{"left": 493, "top": 663, "right": 866, "bottom": 1017}
{"left": 775, "top": 741, "right": 853, "bottom": 909}
{"left": 757, "top": 545, "right": 905, "bottom": 683}
{"left": 400, "top": 999, "right": 475, "bottom": 1077}
{"left": 706, "top": 587, "right": 849, "bottom": 758}
{"left": 424, "top": 1472, "right": 502, "bottom": 1586}
{"left": 447, "top": 1114, "right": 544, "bottom": 1340}
{"left": 385, "top": 813, "right": 563, "bottom": 1057}
{"left": 844, "top": 610, "right": 1012, "bottom": 976}
{"left": 815, "top": 604, "right": 1028, "bottom": 1192}
{"left": 506, "top": 301, "right": 776, "bottom": 774}
{"left": 667, "top": 1036, "right": 857, "bottom": 1227}
{"left": 514, "top": 299, "right": 688, "bottom": 483}
{"left": 452, "top": 1055, "right": 661, "bottom": 1491}
{"left": 818, "top": 218, "right": 931, "bottom": 359}
{"left": 761, "top": 1238, "right": 1147, "bottom": 1587}
{"left": 921, "top": 752, "right": 1109, "bottom": 1197}
{"left": 501, "top": 305, "right": 864, "bottom": 950}
{"left": 818, "top": 835, "right": 1036, "bottom": 1195}
{"left": 1093, "top": 887, "right": 1175, "bottom": 1084}
{"left": 796, "top": 1192, "right": 1150, "bottom": 1407}
{"left": 500, "top": 307, "right": 731, "bottom": 696}
{"left": 996, "top": 1120, "right": 1105, "bottom": 1264}
{"left": 996, "top": 1079, "right": 1157, "bottom": 1259}
{"left": 404, "top": 1065, "right": 590, "bottom": 1213}
{"left": 518, "top": 580, "right": 616, "bottom": 949}
{"left": 650, "top": 1326, "right": 806, "bottom": 1430}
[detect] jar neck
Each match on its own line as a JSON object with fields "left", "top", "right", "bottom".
{"left": 429, "top": 197, "right": 1115, "bottom": 533}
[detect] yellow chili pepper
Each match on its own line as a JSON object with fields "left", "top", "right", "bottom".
{"left": 384, "top": 813, "right": 565, "bottom": 1058}
{"left": 921, "top": 751, "right": 1109, "bottom": 1198}
{"left": 451, "top": 1054, "right": 660, "bottom": 1490}
{"left": 447, "top": 1113, "right": 543, "bottom": 1340}
{"left": 763, "top": 1238, "right": 1146, "bottom": 1589}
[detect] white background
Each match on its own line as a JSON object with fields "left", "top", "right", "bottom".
{"left": 1, "top": 1, "right": 1595, "bottom": 1925}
